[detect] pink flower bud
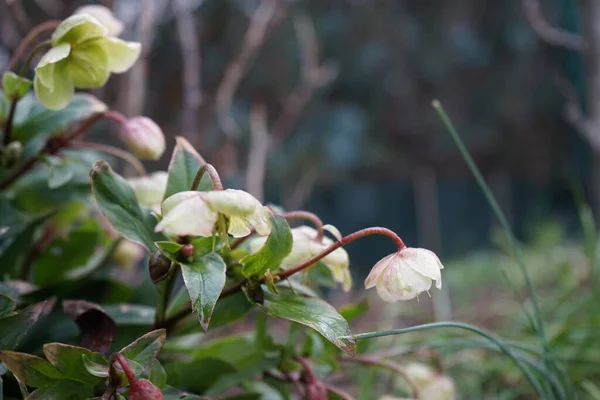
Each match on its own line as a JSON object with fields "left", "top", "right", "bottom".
{"left": 121, "top": 117, "right": 166, "bottom": 160}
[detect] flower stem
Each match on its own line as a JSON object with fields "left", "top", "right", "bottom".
{"left": 18, "top": 40, "right": 52, "bottom": 77}
{"left": 191, "top": 163, "right": 223, "bottom": 190}
{"left": 3, "top": 95, "right": 18, "bottom": 147}
{"left": 69, "top": 141, "right": 146, "bottom": 176}
{"left": 114, "top": 353, "right": 136, "bottom": 386}
{"left": 4, "top": 21, "right": 60, "bottom": 75}
{"left": 277, "top": 227, "right": 405, "bottom": 280}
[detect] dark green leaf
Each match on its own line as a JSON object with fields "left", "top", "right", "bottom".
{"left": 164, "top": 357, "right": 236, "bottom": 394}
{"left": 12, "top": 93, "right": 106, "bottom": 143}
{"left": 162, "top": 385, "right": 206, "bottom": 399}
{"left": 81, "top": 354, "right": 109, "bottom": 378}
{"left": 0, "top": 299, "right": 55, "bottom": 350}
{"left": 180, "top": 252, "right": 227, "bottom": 332}
{"left": 90, "top": 161, "right": 167, "bottom": 250}
{"left": 164, "top": 136, "right": 209, "bottom": 199}
{"left": 42, "top": 343, "right": 106, "bottom": 385}
{"left": 102, "top": 304, "right": 155, "bottom": 326}
{"left": 32, "top": 229, "right": 99, "bottom": 286}
{"left": 240, "top": 215, "right": 292, "bottom": 278}
{"left": 154, "top": 241, "right": 183, "bottom": 256}
{"left": 0, "top": 294, "right": 16, "bottom": 318}
{"left": 0, "top": 351, "right": 64, "bottom": 388}
{"left": 2, "top": 72, "right": 31, "bottom": 101}
{"left": 47, "top": 158, "right": 75, "bottom": 189}
{"left": 338, "top": 299, "right": 369, "bottom": 323}
{"left": 148, "top": 360, "right": 167, "bottom": 389}
{"left": 26, "top": 379, "right": 94, "bottom": 400}
{"left": 261, "top": 289, "right": 356, "bottom": 355}
{"left": 120, "top": 329, "right": 166, "bottom": 368}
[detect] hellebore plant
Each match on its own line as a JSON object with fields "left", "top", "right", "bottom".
{"left": 0, "top": 4, "right": 567, "bottom": 400}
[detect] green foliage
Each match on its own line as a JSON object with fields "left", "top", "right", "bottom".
{"left": 164, "top": 137, "right": 210, "bottom": 199}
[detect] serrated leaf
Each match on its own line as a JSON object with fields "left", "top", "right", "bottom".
{"left": 180, "top": 253, "right": 227, "bottom": 332}
{"left": 120, "top": 329, "right": 166, "bottom": 368}
{"left": 164, "top": 136, "right": 209, "bottom": 199}
{"left": 90, "top": 161, "right": 167, "bottom": 250}
{"left": 0, "top": 351, "right": 64, "bottom": 388}
{"left": 240, "top": 215, "right": 292, "bottom": 277}
{"left": 0, "top": 299, "right": 55, "bottom": 350}
{"left": 261, "top": 289, "right": 356, "bottom": 355}
{"left": 42, "top": 343, "right": 106, "bottom": 385}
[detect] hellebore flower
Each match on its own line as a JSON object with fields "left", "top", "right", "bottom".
{"left": 120, "top": 117, "right": 166, "bottom": 160}
{"left": 34, "top": 14, "right": 140, "bottom": 110}
{"left": 364, "top": 247, "right": 443, "bottom": 301}
{"left": 73, "top": 5, "right": 124, "bottom": 36}
{"left": 403, "top": 363, "right": 456, "bottom": 400}
{"left": 249, "top": 225, "right": 352, "bottom": 291}
{"left": 127, "top": 171, "right": 168, "bottom": 213}
{"left": 155, "top": 189, "right": 271, "bottom": 238}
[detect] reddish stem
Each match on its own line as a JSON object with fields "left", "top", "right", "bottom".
{"left": 115, "top": 353, "right": 136, "bottom": 386}
{"left": 4, "top": 20, "right": 61, "bottom": 75}
{"left": 191, "top": 163, "right": 223, "bottom": 191}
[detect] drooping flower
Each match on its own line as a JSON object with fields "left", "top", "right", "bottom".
{"left": 120, "top": 117, "right": 166, "bottom": 160}
{"left": 34, "top": 14, "right": 140, "bottom": 110}
{"left": 127, "top": 171, "right": 168, "bottom": 213}
{"left": 155, "top": 189, "right": 271, "bottom": 238}
{"left": 73, "top": 5, "right": 124, "bottom": 36}
{"left": 249, "top": 225, "right": 352, "bottom": 291}
{"left": 402, "top": 363, "right": 456, "bottom": 400}
{"left": 364, "top": 247, "right": 443, "bottom": 301}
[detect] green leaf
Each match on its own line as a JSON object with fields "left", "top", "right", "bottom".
{"left": 90, "top": 160, "right": 167, "bottom": 250}
{"left": 26, "top": 379, "right": 94, "bottom": 400}
{"left": 261, "top": 289, "right": 356, "bottom": 355}
{"left": 164, "top": 136, "right": 209, "bottom": 199}
{"left": 102, "top": 304, "right": 155, "bottom": 326}
{"left": 0, "top": 351, "right": 64, "bottom": 388}
{"left": 120, "top": 329, "right": 166, "bottom": 368}
{"left": 42, "top": 343, "right": 106, "bottom": 385}
{"left": 240, "top": 215, "right": 292, "bottom": 278}
{"left": 81, "top": 354, "right": 109, "bottom": 378}
{"left": 205, "top": 291, "right": 255, "bottom": 330}
{"left": 148, "top": 360, "right": 167, "bottom": 389}
{"left": 47, "top": 158, "right": 75, "bottom": 189}
{"left": 338, "top": 299, "right": 369, "bottom": 323}
{"left": 3, "top": 72, "right": 32, "bottom": 101}
{"left": 12, "top": 93, "right": 107, "bottom": 143}
{"left": 0, "top": 300, "right": 54, "bottom": 350}
{"left": 32, "top": 228, "right": 99, "bottom": 286}
{"left": 154, "top": 241, "right": 184, "bottom": 255}
{"left": 162, "top": 386, "right": 206, "bottom": 399}
{"left": 181, "top": 253, "right": 227, "bottom": 332}
{"left": 164, "top": 357, "right": 237, "bottom": 394}
{"left": 0, "top": 294, "right": 16, "bottom": 318}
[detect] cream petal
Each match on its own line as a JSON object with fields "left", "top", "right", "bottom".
{"left": 33, "top": 63, "right": 74, "bottom": 110}
{"left": 96, "top": 37, "right": 141, "bottom": 73}
{"left": 228, "top": 216, "right": 252, "bottom": 238}
{"left": 400, "top": 247, "right": 443, "bottom": 289}
{"left": 323, "top": 224, "right": 343, "bottom": 241}
{"left": 249, "top": 206, "right": 272, "bottom": 236}
{"left": 383, "top": 263, "right": 432, "bottom": 301}
{"left": 203, "top": 189, "right": 259, "bottom": 216}
{"left": 161, "top": 191, "right": 201, "bottom": 215}
{"left": 73, "top": 5, "right": 124, "bottom": 37}
{"left": 155, "top": 196, "right": 217, "bottom": 236}
{"left": 52, "top": 14, "right": 107, "bottom": 45}
{"left": 364, "top": 252, "right": 398, "bottom": 289}
{"left": 35, "top": 44, "right": 71, "bottom": 89}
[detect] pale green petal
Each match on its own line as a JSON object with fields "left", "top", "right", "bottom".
{"left": 161, "top": 191, "right": 201, "bottom": 215}
{"left": 74, "top": 5, "right": 124, "bottom": 37}
{"left": 155, "top": 196, "right": 217, "bottom": 237}
{"left": 33, "top": 64, "right": 74, "bottom": 110}
{"left": 67, "top": 43, "right": 110, "bottom": 89}
{"left": 52, "top": 14, "right": 108, "bottom": 45}
{"left": 203, "top": 189, "right": 259, "bottom": 217}
{"left": 35, "top": 44, "right": 71, "bottom": 88}
{"left": 228, "top": 216, "right": 252, "bottom": 238}
{"left": 96, "top": 37, "right": 141, "bottom": 73}
{"left": 249, "top": 206, "right": 272, "bottom": 236}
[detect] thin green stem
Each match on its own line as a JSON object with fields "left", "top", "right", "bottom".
{"left": 191, "top": 164, "right": 223, "bottom": 190}
{"left": 69, "top": 141, "right": 146, "bottom": 176}
{"left": 432, "top": 101, "right": 551, "bottom": 363}
{"left": 18, "top": 40, "right": 52, "bottom": 78}
{"left": 348, "top": 322, "right": 547, "bottom": 398}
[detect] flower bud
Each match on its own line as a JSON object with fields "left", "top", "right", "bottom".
{"left": 128, "top": 378, "right": 164, "bottom": 400}
{"left": 73, "top": 5, "right": 124, "bottom": 37}
{"left": 121, "top": 117, "right": 166, "bottom": 160}
{"left": 148, "top": 251, "right": 172, "bottom": 283}
{"left": 306, "top": 380, "right": 328, "bottom": 400}
{"left": 112, "top": 240, "right": 145, "bottom": 270}
{"left": 1, "top": 141, "right": 22, "bottom": 168}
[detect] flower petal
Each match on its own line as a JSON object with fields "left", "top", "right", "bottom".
{"left": 74, "top": 5, "right": 124, "bottom": 37}
{"left": 364, "top": 252, "right": 397, "bottom": 289}
{"left": 249, "top": 206, "right": 272, "bottom": 236}
{"left": 33, "top": 63, "right": 74, "bottom": 110}
{"left": 202, "top": 189, "right": 259, "bottom": 216}
{"left": 67, "top": 43, "right": 110, "bottom": 89}
{"left": 96, "top": 37, "right": 141, "bottom": 73}
{"left": 155, "top": 196, "right": 217, "bottom": 237}
{"left": 383, "top": 263, "right": 432, "bottom": 301}
{"left": 52, "top": 14, "right": 108, "bottom": 46}
{"left": 161, "top": 191, "right": 201, "bottom": 215}
{"left": 400, "top": 248, "right": 443, "bottom": 289}
{"left": 228, "top": 216, "right": 253, "bottom": 238}
{"left": 35, "top": 44, "right": 71, "bottom": 88}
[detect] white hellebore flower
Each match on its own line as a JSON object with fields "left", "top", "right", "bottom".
{"left": 155, "top": 189, "right": 271, "bottom": 238}
{"left": 73, "top": 5, "right": 124, "bottom": 37}
{"left": 364, "top": 247, "right": 443, "bottom": 301}
{"left": 127, "top": 171, "right": 168, "bottom": 213}
{"left": 249, "top": 225, "right": 352, "bottom": 291}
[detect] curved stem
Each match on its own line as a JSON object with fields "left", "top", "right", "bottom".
{"left": 191, "top": 163, "right": 223, "bottom": 190}
{"left": 277, "top": 227, "right": 405, "bottom": 280}
{"left": 340, "top": 356, "right": 419, "bottom": 399}
{"left": 4, "top": 20, "right": 60, "bottom": 74}
{"left": 18, "top": 40, "right": 52, "bottom": 77}
{"left": 3, "top": 96, "right": 18, "bottom": 147}
{"left": 347, "top": 321, "right": 547, "bottom": 398}
{"left": 323, "top": 383, "right": 355, "bottom": 400}
{"left": 69, "top": 141, "right": 146, "bottom": 176}
{"left": 114, "top": 353, "right": 136, "bottom": 386}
